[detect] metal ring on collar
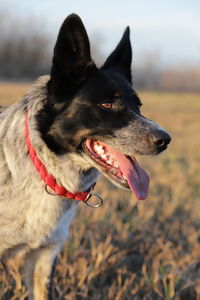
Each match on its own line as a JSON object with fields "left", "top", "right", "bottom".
{"left": 45, "top": 184, "right": 58, "bottom": 196}
{"left": 85, "top": 192, "right": 104, "bottom": 208}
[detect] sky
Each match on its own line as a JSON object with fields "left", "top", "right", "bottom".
{"left": 0, "top": 0, "right": 200, "bottom": 67}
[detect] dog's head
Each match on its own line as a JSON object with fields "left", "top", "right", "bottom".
{"left": 37, "top": 14, "right": 171, "bottom": 200}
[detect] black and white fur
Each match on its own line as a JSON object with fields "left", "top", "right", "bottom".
{"left": 0, "top": 14, "right": 170, "bottom": 299}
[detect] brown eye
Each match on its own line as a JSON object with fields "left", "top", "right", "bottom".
{"left": 98, "top": 103, "right": 113, "bottom": 110}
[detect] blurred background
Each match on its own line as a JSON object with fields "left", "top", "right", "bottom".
{"left": 0, "top": 1, "right": 200, "bottom": 300}
{"left": 0, "top": 0, "right": 200, "bottom": 91}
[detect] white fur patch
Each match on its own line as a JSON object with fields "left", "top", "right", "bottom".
{"left": 51, "top": 203, "right": 77, "bottom": 243}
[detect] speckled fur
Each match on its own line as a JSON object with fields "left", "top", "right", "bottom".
{"left": 0, "top": 76, "right": 99, "bottom": 299}
{"left": 0, "top": 13, "right": 171, "bottom": 299}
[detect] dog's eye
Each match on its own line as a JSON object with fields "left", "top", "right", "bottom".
{"left": 98, "top": 103, "right": 114, "bottom": 111}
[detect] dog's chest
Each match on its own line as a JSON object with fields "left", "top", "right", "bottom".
{"left": 0, "top": 182, "right": 77, "bottom": 250}
{"left": 50, "top": 201, "right": 77, "bottom": 244}
{"left": 23, "top": 192, "right": 77, "bottom": 247}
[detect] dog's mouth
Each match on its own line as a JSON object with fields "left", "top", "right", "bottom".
{"left": 82, "top": 139, "right": 150, "bottom": 200}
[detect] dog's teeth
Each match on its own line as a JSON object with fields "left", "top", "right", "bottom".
{"left": 98, "top": 149, "right": 104, "bottom": 155}
{"left": 122, "top": 174, "right": 127, "bottom": 180}
{"left": 114, "top": 162, "right": 119, "bottom": 168}
{"left": 107, "top": 154, "right": 114, "bottom": 160}
{"left": 101, "top": 154, "right": 107, "bottom": 160}
{"left": 107, "top": 160, "right": 113, "bottom": 165}
{"left": 94, "top": 144, "right": 104, "bottom": 155}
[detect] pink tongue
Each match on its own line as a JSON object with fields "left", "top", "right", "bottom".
{"left": 114, "top": 154, "right": 149, "bottom": 200}
{"left": 101, "top": 143, "right": 150, "bottom": 200}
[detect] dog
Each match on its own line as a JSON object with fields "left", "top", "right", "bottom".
{"left": 0, "top": 14, "right": 171, "bottom": 300}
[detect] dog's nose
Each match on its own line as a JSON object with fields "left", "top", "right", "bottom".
{"left": 150, "top": 130, "right": 171, "bottom": 150}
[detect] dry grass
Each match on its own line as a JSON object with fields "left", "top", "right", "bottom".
{"left": 0, "top": 82, "right": 200, "bottom": 300}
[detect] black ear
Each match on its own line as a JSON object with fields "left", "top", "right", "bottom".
{"left": 102, "top": 27, "right": 132, "bottom": 83}
{"left": 49, "top": 14, "right": 96, "bottom": 99}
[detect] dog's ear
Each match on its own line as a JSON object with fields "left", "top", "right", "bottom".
{"left": 102, "top": 27, "right": 132, "bottom": 83}
{"left": 49, "top": 14, "right": 96, "bottom": 99}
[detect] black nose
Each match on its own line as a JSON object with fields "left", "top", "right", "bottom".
{"left": 150, "top": 130, "right": 171, "bottom": 151}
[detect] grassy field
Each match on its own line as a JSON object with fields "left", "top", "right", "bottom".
{"left": 0, "top": 82, "right": 200, "bottom": 300}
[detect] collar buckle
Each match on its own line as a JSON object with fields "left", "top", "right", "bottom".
{"left": 85, "top": 192, "right": 104, "bottom": 208}
{"left": 45, "top": 184, "right": 103, "bottom": 208}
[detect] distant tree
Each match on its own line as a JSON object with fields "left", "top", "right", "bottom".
{"left": 0, "top": 13, "right": 200, "bottom": 91}
{"left": 0, "top": 13, "right": 51, "bottom": 80}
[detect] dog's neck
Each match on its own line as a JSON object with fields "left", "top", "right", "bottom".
{"left": 26, "top": 76, "right": 100, "bottom": 194}
{"left": 25, "top": 112, "right": 97, "bottom": 201}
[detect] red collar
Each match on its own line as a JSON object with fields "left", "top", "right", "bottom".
{"left": 25, "top": 112, "right": 95, "bottom": 202}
